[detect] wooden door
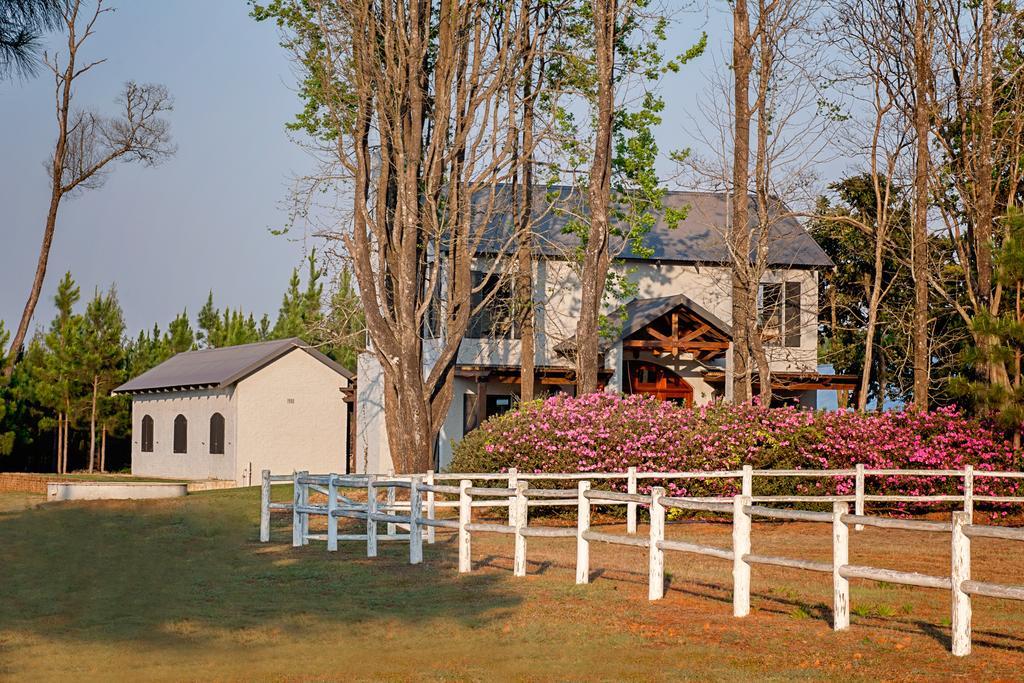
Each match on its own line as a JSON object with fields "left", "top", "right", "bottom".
{"left": 627, "top": 362, "right": 694, "bottom": 406}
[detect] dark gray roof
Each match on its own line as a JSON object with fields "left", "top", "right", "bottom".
{"left": 478, "top": 187, "right": 833, "bottom": 268}
{"left": 113, "top": 337, "right": 353, "bottom": 394}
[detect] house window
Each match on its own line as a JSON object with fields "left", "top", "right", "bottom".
{"left": 173, "top": 414, "right": 188, "bottom": 454}
{"left": 141, "top": 415, "right": 154, "bottom": 453}
{"left": 467, "top": 271, "right": 518, "bottom": 339}
{"left": 759, "top": 281, "right": 801, "bottom": 348}
{"left": 784, "top": 281, "right": 801, "bottom": 347}
{"left": 462, "top": 392, "right": 516, "bottom": 434}
{"left": 209, "top": 413, "right": 225, "bottom": 455}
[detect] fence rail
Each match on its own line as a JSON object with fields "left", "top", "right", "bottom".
{"left": 260, "top": 465, "right": 1024, "bottom": 657}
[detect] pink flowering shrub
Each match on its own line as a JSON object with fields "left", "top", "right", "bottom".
{"left": 449, "top": 393, "right": 1024, "bottom": 507}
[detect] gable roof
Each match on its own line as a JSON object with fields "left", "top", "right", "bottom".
{"left": 478, "top": 187, "right": 833, "bottom": 268}
{"left": 556, "top": 292, "right": 733, "bottom": 355}
{"left": 113, "top": 338, "right": 353, "bottom": 395}
{"left": 613, "top": 293, "right": 732, "bottom": 344}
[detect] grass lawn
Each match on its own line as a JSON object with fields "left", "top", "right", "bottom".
{"left": 1, "top": 487, "right": 1022, "bottom": 681}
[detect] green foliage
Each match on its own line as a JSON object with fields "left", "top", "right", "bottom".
{"left": 547, "top": 4, "right": 705, "bottom": 335}
{"left": 951, "top": 210, "right": 1024, "bottom": 438}
{"left": 0, "top": 322, "right": 16, "bottom": 455}
{"left": 273, "top": 250, "right": 324, "bottom": 341}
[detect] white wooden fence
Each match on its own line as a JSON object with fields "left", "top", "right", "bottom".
{"left": 260, "top": 466, "right": 1024, "bottom": 657}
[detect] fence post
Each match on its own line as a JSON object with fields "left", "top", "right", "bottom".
{"left": 732, "top": 494, "right": 752, "bottom": 618}
{"left": 327, "top": 473, "right": 338, "bottom": 552}
{"left": 963, "top": 466, "right": 974, "bottom": 521}
{"left": 513, "top": 481, "right": 528, "bottom": 577}
{"left": 409, "top": 476, "right": 423, "bottom": 565}
{"left": 291, "top": 471, "right": 302, "bottom": 548}
{"left": 508, "top": 467, "right": 519, "bottom": 527}
{"left": 425, "top": 469, "right": 436, "bottom": 545}
{"left": 951, "top": 511, "right": 972, "bottom": 657}
{"left": 366, "top": 475, "right": 378, "bottom": 558}
{"left": 649, "top": 486, "right": 666, "bottom": 601}
{"left": 459, "top": 479, "right": 472, "bottom": 573}
{"left": 854, "top": 464, "right": 865, "bottom": 531}
{"left": 626, "top": 467, "right": 638, "bottom": 534}
{"left": 260, "top": 469, "right": 271, "bottom": 543}
{"left": 300, "top": 471, "right": 310, "bottom": 545}
{"left": 386, "top": 468, "right": 397, "bottom": 536}
{"left": 576, "top": 481, "right": 591, "bottom": 585}
{"left": 742, "top": 465, "right": 753, "bottom": 497}
{"left": 832, "top": 501, "right": 850, "bottom": 631}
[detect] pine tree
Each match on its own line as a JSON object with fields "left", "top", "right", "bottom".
{"left": 197, "top": 292, "right": 221, "bottom": 348}
{"left": 164, "top": 311, "right": 195, "bottom": 355}
{"left": 273, "top": 251, "right": 324, "bottom": 341}
{"left": 0, "top": 322, "right": 16, "bottom": 455}
{"left": 79, "top": 286, "right": 125, "bottom": 473}
{"left": 952, "top": 210, "right": 1024, "bottom": 446}
{"left": 324, "top": 266, "right": 365, "bottom": 371}
{"left": 35, "top": 272, "right": 83, "bottom": 473}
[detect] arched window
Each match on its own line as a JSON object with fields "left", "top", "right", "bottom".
{"left": 173, "top": 414, "right": 188, "bottom": 454}
{"left": 141, "top": 415, "right": 154, "bottom": 452}
{"left": 209, "top": 413, "right": 225, "bottom": 454}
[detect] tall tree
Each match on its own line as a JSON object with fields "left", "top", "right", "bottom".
{"left": 321, "top": 266, "right": 365, "bottom": 372}
{"left": 79, "top": 286, "right": 124, "bottom": 473}
{"left": 0, "top": 322, "right": 16, "bottom": 455}
{"left": 273, "top": 251, "right": 324, "bottom": 341}
{"left": 730, "top": 0, "right": 755, "bottom": 403}
{"left": 254, "top": 0, "right": 559, "bottom": 471}
{"left": 3, "top": 0, "right": 174, "bottom": 378}
{"left": 560, "top": 2, "right": 702, "bottom": 394}
{"left": 910, "top": 0, "right": 932, "bottom": 409}
{"left": 34, "top": 272, "right": 82, "bottom": 473}
{"left": 574, "top": 0, "right": 617, "bottom": 395}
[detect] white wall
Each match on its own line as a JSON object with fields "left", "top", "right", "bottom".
{"left": 235, "top": 348, "right": 349, "bottom": 482}
{"left": 130, "top": 388, "right": 237, "bottom": 481}
{"left": 354, "top": 352, "right": 393, "bottom": 474}
{"left": 457, "top": 259, "right": 820, "bottom": 374}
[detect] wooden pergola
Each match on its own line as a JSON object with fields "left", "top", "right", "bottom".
{"left": 621, "top": 307, "right": 731, "bottom": 361}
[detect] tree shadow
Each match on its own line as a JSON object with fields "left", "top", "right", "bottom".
{"left": 0, "top": 492, "right": 523, "bottom": 656}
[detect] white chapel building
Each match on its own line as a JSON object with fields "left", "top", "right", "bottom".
{"left": 114, "top": 338, "right": 353, "bottom": 485}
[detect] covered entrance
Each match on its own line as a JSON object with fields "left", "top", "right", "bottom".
{"left": 626, "top": 361, "right": 694, "bottom": 406}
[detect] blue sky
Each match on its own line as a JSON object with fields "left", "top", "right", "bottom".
{"left": 0, "top": 1, "right": 736, "bottom": 338}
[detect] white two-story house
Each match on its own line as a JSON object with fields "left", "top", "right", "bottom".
{"left": 355, "top": 188, "right": 855, "bottom": 473}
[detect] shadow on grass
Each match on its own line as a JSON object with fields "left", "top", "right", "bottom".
{"left": 0, "top": 488, "right": 521, "bottom": 655}
{"left": 464, "top": 536, "right": 1024, "bottom": 656}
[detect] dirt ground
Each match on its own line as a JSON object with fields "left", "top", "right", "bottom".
{"left": 1, "top": 486, "right": 1022, "bottom": 681}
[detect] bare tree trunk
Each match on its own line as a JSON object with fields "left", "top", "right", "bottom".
{"left": 88, "top": 375, "right": 98, "bottom": 473}
{"left": 977, "top": 0, "right": 1005, "bottom": 389}
{"left": 911, "top": 0, "right": 931, "bottom": 410}
{"left": 858, "top": 240, "right": 885, "bottom": 411}
{"left": 100, "top": 424, "right": 106, "bottom": 473}
{"left": 516, "top": 192, "right": 536, "bottom": 401}
{"left": 63, "top": 400, "right": 70, "bottom": 474}
{"left": 577, "top": 0, "right": 616, "bottom": 395}
{"left": 56, "top": 412, "right": 64, "bottom": 474}
{"left": 515, "top": 12, "right": 539, "bottom": 403}
{"left": 731, "top": 0, "right": 754, "bottom": 404}
{"left": 751, "top": 6, "right": 773, "bottom": 405}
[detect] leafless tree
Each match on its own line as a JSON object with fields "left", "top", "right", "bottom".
{"left": 826, "top": 0, "right": 916, "bottom": 410}
{"left": 927, "top": 0, "right": 1024, "bottom": 397}
{"left": 689, "top": 0, "right": 830, "bottom": 403}
{"left": 4, "top": 0, "right": 174, "bottom": 377}
{"left": 271, "top": 0, "right": 560, "bottom": 472}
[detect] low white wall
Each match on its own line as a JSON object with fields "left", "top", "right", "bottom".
{"left": 47, "top": 481, "right": 188, "bottom": 501}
